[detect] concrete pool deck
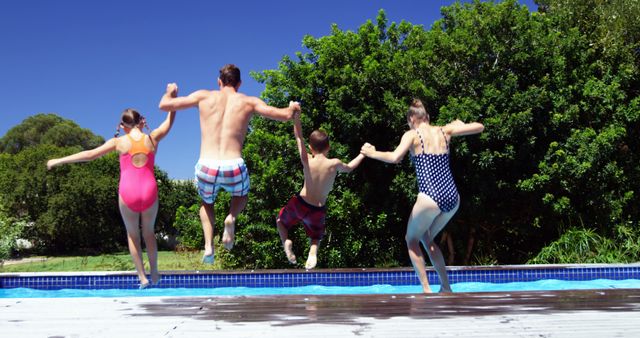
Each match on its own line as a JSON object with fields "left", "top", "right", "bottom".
{"left": 2, "top": 288, "right": 640, "bottom": 337}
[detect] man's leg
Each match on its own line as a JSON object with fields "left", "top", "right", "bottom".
{"left": 200, "top": 202, "right": 215, "bottom": 263}
{"left": 223, "top": 195, "right": 247, "bottom": 250}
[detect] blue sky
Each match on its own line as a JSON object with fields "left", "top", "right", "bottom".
{"left": 0, "top": 0, "right": 537, "bottom": 179}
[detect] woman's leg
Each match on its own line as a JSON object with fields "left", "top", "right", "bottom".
{"left": 140, "top": 199, "right": 160, "bottom": 284}
{"left": 118, "top": 197, "right": 148, "bottom": 286}
{"left": 406, "top": 194, "right": 440, "bottom": 293}
{"left": 421, "top": 200, "right": 459, "bottom": 292}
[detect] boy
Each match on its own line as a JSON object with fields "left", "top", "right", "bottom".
{"left": 277, "top": 111, "right": 365, "bottom": 269}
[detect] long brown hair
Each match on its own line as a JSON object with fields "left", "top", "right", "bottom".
{"left": 407, "top": 98, "right": 429, "bottom": 123}
{"left": 114, "top": 108, "right": 147, "bottom": 137}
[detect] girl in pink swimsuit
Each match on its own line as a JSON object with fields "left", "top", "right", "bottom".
{"left": 47, "top": 108, "right": 176, "bottom": 288}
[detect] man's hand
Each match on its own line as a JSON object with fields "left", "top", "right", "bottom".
{"left": 166, "top": 83, "right": 178, "bottom": 96}
{"left": 289, "top": 101, "right": 301, "bottom": 112}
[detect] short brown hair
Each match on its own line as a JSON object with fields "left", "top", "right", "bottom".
{"left": 407, "top": 98, "right": 429, "bottom": 122}
{"left": 219, "top": 64, "right": 241, "bottom": 87}
{"left": 309, "top": 130, "right": 329, "bottom": 153}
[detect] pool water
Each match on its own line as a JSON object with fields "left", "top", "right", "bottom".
{"left": 2, "top": 278, "right": 639, "bottom": 298}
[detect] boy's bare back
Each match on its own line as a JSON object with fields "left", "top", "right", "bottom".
{"left": 300, "top": 154, "right": 342, "bottom": 207}
{"left": 293, "top": 115, "right": 365, "bottom": 207}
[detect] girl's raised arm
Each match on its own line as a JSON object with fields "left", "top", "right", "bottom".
{"left": 150, "top": 111, "right": 176, "bottom": 144}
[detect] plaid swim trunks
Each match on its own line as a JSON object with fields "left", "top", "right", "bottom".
{"left": 195, "top": 158, "right": 250, "bottom": 204}
{"left": 277, "top": 194, "right": 327, "bottom": 240}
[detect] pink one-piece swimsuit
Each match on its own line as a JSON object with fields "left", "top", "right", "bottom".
{"left": 118, "top": 134, "right": 158, "bottom": 212}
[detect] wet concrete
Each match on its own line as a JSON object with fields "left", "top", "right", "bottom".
{"left": 138, "top": 289, "right": 640, "bottom": 326}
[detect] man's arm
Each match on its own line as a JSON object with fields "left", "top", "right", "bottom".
{"left": 293, "top": 111, "right": 309, "bottom": 168}
{"left": 336, "top": 154, "right": 366, "bottom": 173}
{"left": 251, "top": 97, "right": 298, "bottom": 121}
{"left": 158, "top": 83, "right": 204, "bottom": 111}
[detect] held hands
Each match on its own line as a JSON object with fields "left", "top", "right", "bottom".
{"left": 289, "top": 101, "right": 301, "bottom": 112}
{"left": 289, "top": 101, "right": 301, "bottom": 120}
{"left": 360, "top": 143, "right": 376, "bottom": 157}
{"left": 166, "top": 83, "right": 178, "bottom": 96}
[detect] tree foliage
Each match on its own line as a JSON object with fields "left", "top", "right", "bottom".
{"left": 222, "top": 0, "right": 640, "bottom": 267}
{"left": 2, "top": 0, "right": 638, "bottom": 266}
{"left": 0, "top": 114, "right": 104, "bottom": 154}
{"left": 0, "top": 114, "right": 199, "bottom": 255}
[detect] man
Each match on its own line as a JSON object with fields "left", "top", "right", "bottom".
{"left": 159, "top": 64, "right": 300, "bottom": 263}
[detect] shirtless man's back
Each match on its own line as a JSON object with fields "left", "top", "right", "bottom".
{"left": 159, "top": 64, "right": 300, "bottom": 263}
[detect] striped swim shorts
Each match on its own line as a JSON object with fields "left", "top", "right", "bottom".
{"left": 194, "top": 158, "right": 250, "bottom": 204}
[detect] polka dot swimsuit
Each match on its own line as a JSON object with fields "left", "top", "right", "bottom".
{"left": 411, "top": 128, "right": 459, "bottom": 212}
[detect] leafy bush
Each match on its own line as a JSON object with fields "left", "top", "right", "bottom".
{"left": 173, "top": 204, "right": 204, "bottom": 250}
{"left": 0, "top": 206, "right": 25, "bottom": 262}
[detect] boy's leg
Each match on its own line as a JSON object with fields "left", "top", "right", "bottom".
{"left": 141, "top": 200, "right": 160, "bottom": 285}
{"left": 305, "top": 239, "right": 320, "bottom": 270}
{"left": 223, "top": 195, "right": 247, "bottom": 250}
{"left": 200, "top": 202, "right": 215, "bottom": 262}
{"left": 118, "top": 197, "right": 149, "bottom": 287}
{"left": 276, "top": 219, "right": 296, "bottom": 264}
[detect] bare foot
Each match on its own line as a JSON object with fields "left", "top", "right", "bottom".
{"left": 151, "top": 270, "right": 161, "bottom": 285}
{"left": 438, "top": 285, "right": 452, "bottom": 293}
{"left": 139, "top": 277, "right": 150, "bottom": 289}
{"left": 305, "top": 253, "right": 317, "bottom": 270}
{"left": 223, "top": 215, "right": 236, "bottom": 250}
{"left": 283, "top": 239, "right": 296, "bottom": 264}
{"left": 421, "top": 285, "right": 433, "bottom": 293}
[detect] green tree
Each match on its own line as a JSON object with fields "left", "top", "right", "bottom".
{"left": 239, "top": 0, "right": 639, "bottom": 267}
{"left": 0, "top": 114, "right": 103, "bottom": 154}
{"left": 0, "top": 114, "right": 198, "bottom": 255}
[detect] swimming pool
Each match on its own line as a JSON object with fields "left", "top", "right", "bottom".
{"left": 2, "top": 278, "right": 640, "bottom": 298}
{"left": 1, "top": 264, "right": 639, "bottom": 298}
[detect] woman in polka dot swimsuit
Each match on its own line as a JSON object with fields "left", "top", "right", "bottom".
{"left": 360, "top": 99, "right": 484, "bottom": 293}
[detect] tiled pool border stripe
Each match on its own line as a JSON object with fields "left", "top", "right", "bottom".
{"left": 1, "top": 264, "right": 639, "bottom": 290}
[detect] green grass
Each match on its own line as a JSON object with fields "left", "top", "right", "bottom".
{"left": 0, "top": 250, "right": 223, "bottom": 273}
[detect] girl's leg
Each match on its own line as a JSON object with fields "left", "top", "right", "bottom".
{"left": 406, "top": 194, "right": 440, "bottom": 293}
{"left": 421, "top": 201, "right": 459, "bottom": 292}
{"left": 141, "top": 199, "right": 160, "bottom": 284}
{"left": 118, "top": 197, "right": 148, "bottom": 286}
